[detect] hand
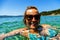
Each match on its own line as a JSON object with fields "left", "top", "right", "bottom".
{"left": 0, "top": 33, "right": 5, "bottom": 40}
{"left": 20, "top": 30, "right": 29, "bottom": 37}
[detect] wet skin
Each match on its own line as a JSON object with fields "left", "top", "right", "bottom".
{"left": 25, "top": 9, "right": 40, "bottom": 29}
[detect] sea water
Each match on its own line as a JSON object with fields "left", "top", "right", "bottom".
{"left": 0, "top": 16, "right": 60, "bottom": 40}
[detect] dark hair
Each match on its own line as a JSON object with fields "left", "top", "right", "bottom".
{"left": 23, "top": 6, "right": 41, "bottom": 25}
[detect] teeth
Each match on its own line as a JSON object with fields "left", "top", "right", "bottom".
{"left": 31, "top": 22, "right": 33, "bottom": 24}
{"left": 31, "top": 22, "right": 37, "bottom": 25}
{"left": 31, "top": 22, "right": 36, "bottom": 25}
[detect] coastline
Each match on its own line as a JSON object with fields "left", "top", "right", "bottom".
{"left": 41, "top": 15, "right": 60, "bottom": 16}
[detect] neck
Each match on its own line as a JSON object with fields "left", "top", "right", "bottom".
{"left": 29, "top": 28, "right": 38, "bottom": 33}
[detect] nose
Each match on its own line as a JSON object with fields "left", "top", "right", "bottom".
{"left": 32, "top": 17, "right": 36, "bottom": 21}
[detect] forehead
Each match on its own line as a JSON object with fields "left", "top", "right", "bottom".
{"left": 26, "top": 9, "right": 38, "bottom": 15}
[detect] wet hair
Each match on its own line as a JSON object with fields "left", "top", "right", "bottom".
{"left": 23, "top": 6, "right": 41, "bottom": 25}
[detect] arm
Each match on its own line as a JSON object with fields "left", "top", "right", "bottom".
{"left": 0, "top": 27, "right": 27, "bottom": 40}
{"left": 5, "top": 29, "right": 21, "bottom": 37}
{"left": 0, "top": 29, "right": 21, "bottom": 40}
{"left": 5, "top": 27, "right": 28, "bottom": 37}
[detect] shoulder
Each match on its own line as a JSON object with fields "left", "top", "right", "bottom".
{"left": 41, "top": 24, "right": 57, "bottom": 29}
{"left": 18, "top": 27, "right": 29, "bottom": 37}
{"left": 12, "top": 27, "right": 28, "bottom": 34}
{"left": 40, "top": 24, "right": 57, "bottom": 37}
{"left": 41, "top": 24, "right": 51, "bottom": 29}
{"left": 19, "top": 27, "right": 28, "bottom": 31}
{"left": 39, "top": 24, "right": 51, "bottom": 36}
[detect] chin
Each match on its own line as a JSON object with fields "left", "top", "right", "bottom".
{"left": 30, "top": 25, "right": 36, "bottom": 29}
{"left": 30, "top": 27, "right": 35, "bottom": 29}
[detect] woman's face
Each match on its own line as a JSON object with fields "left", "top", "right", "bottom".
{"left": 25, "top": 9, "right": 40, "bottom": 29}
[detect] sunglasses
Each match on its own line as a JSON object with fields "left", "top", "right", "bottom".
{"left": 25, "top": 15, "right": 40, "bottom": 20}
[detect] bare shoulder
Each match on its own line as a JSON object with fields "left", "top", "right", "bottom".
{"left": 12, "top": 27, "right": 28, "bottom": 33}
{"left": 17, "top": 27, "right": 29, "bottom": 33}
{"left": 41, "top": 24, "right": 51, "bottom": 29}
{"left": 18, "top": 27, "right": 28, "bottom": 31}
{"left": 18, "top": 27, "right": 29, "bottom": 37}
{"left": 41, "top": 24, "right": 57, "bottom": 30}
{"left": 40, "top": 24, "right": 51, "bottom": 36}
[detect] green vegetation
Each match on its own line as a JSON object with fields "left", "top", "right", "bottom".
{"left": 40, "top": 9, "right": 60, "bottom": 16}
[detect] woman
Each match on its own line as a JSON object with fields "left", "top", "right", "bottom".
{"left": 0, "top": 6, "right": 58, "bottom": 40}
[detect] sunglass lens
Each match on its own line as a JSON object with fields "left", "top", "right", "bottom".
{"left": 27, "top": 15, "right": 32, "bottom": 20}
{"left": 35, "top": 15, "right": 40, "bottom": 20}
{"left": 26, "top": 15, "right": 40, "bottom": 20}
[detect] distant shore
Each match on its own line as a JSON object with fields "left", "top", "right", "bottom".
{"left": 40, "top": 9, "right": 60, "bottom": 16}
{"left": 41, "top": 14, "right": 60, "bottom": 16}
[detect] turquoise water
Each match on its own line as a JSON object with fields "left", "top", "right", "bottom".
{"left": 0, "top": 16, "right": 60, "bottom": 40}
